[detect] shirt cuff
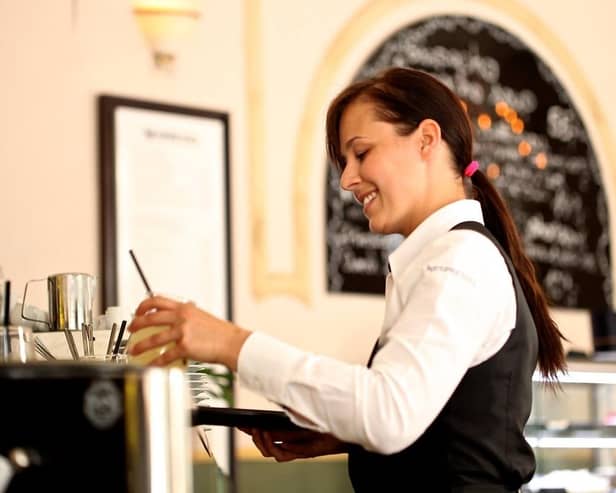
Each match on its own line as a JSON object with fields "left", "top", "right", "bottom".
{"left": 237, "top": 332, "right": 306, "bottom": 404}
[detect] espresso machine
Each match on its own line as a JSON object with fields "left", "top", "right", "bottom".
{"left": 0, "top": 361, "right": 193, "bottom": 493}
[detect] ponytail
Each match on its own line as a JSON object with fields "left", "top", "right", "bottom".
{"left": 471, "top": 170, "right": 566, "bottom": 381}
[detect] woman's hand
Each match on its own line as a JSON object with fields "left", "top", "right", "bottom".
{"left": 239, "top": 428, "right": 348, "bottom": 462}
{"left": 127, "top": 295, "right": 251, "bottom": 370}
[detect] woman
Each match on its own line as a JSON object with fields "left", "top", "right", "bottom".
{"left": 128, "top": 67, "right": 566, "bottom": 492}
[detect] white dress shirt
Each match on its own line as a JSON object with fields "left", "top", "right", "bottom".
{"left": 238, "top": 199, "right": 516, "bottom": 454}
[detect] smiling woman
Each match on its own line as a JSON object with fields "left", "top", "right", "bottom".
{"left": 321, "top": 66, "right": 565, "bottom": 492}
{"left": 127, "top": 66, "right": 566, "bottom": 492}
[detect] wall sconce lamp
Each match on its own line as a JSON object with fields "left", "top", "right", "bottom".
{"left": 132, "top": 0, "right": 202, "bottom": 69}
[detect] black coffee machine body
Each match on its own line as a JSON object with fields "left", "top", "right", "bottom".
{"left": 0, "top": 362, "right": 192, "bottom": 493}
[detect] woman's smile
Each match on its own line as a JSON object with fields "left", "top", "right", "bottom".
{"left": 362, "top": 191, "right": 378, "bottom": 215}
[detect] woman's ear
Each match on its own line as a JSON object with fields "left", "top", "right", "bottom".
{"left": 418, "top": 119, "right": 442, "bottom": 158}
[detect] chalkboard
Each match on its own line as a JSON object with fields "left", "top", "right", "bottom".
{"left": 326, "top": 15, "right": 611, "bottom": 310}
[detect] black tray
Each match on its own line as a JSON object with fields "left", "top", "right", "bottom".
{"left": 191, "top": 406, "right": 301, "bottom": 430}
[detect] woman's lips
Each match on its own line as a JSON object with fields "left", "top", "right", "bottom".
{"left": 363, "top": 191, "right": 377, "bottom": 214}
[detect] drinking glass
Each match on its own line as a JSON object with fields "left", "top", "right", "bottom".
{"left": 126, "top": 325, "right": 186, "bottom": 368}
{"left": 0, "top": 326, "right": 35, "bottom": 363}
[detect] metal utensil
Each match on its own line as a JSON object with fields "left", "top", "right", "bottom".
{"left": 106, "top": 323, "right": 118, "bottom": 356}
{"left": 112, "top": 321, "right": 126, "bottom": 357}
{"left": 63, "top": 327, "right": 79, "bottom": 360}
{"left": 33, "top": 336, "right": 56, "bottom": 360}
{"left": 34, "top": 345, "right": 55, "bottom": 361}
{"left": 81, "top": 323, "right": 89, "bottom": 357}
{"left": 87, "top": 323, "right": 94, "bottom": 356}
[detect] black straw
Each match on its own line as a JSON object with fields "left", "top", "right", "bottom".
{"left": 3, "top": 280, "right": 12, "bottom": 354}
{"left": 3, "top": 280, "right": 10, "bottom": 327}
{"left": 129, "top": 249, "right": 153, "bottom": 297}
{"left": 112, "top": 320, "right": 127, "bottom": 358}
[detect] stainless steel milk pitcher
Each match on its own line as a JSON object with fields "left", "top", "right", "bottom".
{"left": 21, "top": 273, "right": 96, "bottom": 331}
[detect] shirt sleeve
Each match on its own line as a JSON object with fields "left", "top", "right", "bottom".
{"left": 238, "top": 233, "right": 514, "bottom": 454}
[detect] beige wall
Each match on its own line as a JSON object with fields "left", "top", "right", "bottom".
{"left": 1, "top": 0, "right": 616, "bottom": 455}
{"left": 0, "top": 0, "right": 246, "bottom": 305}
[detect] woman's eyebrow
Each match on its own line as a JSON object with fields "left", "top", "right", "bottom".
{"left": 344, "top": 135, "right": 364, "bottom": 150}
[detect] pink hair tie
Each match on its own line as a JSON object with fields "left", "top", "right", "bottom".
{"left": 464, "top": 160, "right": 479, "bottom": 177}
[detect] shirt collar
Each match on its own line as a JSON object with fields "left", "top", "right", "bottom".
{"left": 388, "top": 199, "right": 484, "bottom": 278}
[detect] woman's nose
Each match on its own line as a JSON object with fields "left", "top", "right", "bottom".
{"left": 339, "top": 162, "right": 360, "bottom": 191}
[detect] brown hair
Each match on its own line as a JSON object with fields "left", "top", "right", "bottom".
{"left": 326, "top": 67, "right": 565, "bottom": 380}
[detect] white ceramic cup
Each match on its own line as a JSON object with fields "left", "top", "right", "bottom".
{"left": 104, "top": 305, "right": 132, "bottom": 331}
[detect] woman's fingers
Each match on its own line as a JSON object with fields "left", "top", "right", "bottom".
{"left": 253, "top": 430, "right": 282, "bottom": 459}
{"left": 251, "top": 430, "right": 274, "bottom": 457}
{"left": 252, "top": 431, "right": 303, "bottom": 462}
{"left": 274, "top": 441, "right": 310, "bottom": 459}
{"left": 148, "top": 343, "right": 186, "bottom": 367}
{"left": 128, "top": 325, "right": 180, "bottom": 356}
{"left": 128, "top": 310, "right": 179, "bottom": 333}
{"left": 134, "top": 295, "right": 182, "bottom": 316}
{"left": 267, "top": 429, "right": 316, "bottom": 443}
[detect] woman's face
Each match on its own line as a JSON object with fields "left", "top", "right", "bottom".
{"left": 338, "top": 99, "right": 428, "bottom": 236}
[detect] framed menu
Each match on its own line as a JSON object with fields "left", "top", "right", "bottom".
{"left": 98, "top": 96, "right": 231, "bottom": 317}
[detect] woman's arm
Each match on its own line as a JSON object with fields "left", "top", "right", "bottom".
{"left": 127, "top": 296, "right": 251, "bottom": 371}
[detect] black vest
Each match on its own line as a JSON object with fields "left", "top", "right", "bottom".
{"left": 347, "top": 221, "right": 538, "bottom": 492}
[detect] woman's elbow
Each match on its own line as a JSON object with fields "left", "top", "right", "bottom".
{"left": 365, "top": 425, "right": 421, "bottom": 455}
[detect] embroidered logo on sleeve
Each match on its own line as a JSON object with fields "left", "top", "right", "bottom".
{"left": 425, "top": 265, "right": 476, "bottom": 286}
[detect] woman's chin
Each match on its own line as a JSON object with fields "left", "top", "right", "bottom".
{"left": 368, "top": 219, "right": 401, "bottom": 236}
{"left": 368, "top": 219, "right": 386, "bottom": 235}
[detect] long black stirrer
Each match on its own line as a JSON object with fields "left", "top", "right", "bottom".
{"left": 112, "top": 320, "right": 127, "bottom": 359}
{"left": 3, "top": 280, "right": 12, "bottom": 354}
{"left": 129, "top": 249, "right": 153, "bottom": 297}
{"left": 126, "top": 250, "right": 156, "bottom": 362}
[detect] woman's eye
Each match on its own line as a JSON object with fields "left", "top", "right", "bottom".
{"left": 355, "top": 150, "right": 368, "bottom": 161}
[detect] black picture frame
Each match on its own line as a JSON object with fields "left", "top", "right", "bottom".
{"left": 98, "top": 96, "right": 232, "bottom": 313}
